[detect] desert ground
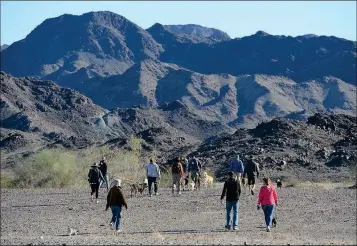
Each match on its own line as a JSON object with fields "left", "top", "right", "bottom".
{"left": 1, "top": 183, "right": 356, "bottom": 245}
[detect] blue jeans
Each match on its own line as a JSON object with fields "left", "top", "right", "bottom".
{"left": 111, "top": 205, "right": 122, "bottom": 230}
{"left": 100, "top": 174, "right": 109, "bottom": 192}
{"left": 226, "top": 200, "right": 239, "bottom": 228}
{"left": 262, "top": 205, "right": 275, "bottom": 227}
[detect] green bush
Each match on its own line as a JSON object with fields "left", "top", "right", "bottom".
{"left": 6, "top": 136, "right": 147, "bottom": 189}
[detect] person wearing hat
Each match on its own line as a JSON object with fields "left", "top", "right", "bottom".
{"left": 220, "top": 171, "right": 242, "bottom": 231}
{"left": 106, "top": 179, "right": 128, "bottom": 233}
{"left": 88, "top": 162, "right": 104, "bottom": 203}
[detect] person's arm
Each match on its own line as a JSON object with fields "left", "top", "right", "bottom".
{"left": 145, "top": 164, "right": 149, "bottom": 178}
{"left": 257, "top": 187, "right": 263, "bottom": 205}
{"left": 99, "top": 170, "right": 104, "bottom": 181}
{"left": 88, "top": 169, "right": 91, "bottom": 180}
{"left": 220, "top": 182, "right": 227, "bottom": 200}
{"left": 237, "top": 181, "right": 242, "bottom": 197}
{"left": 119, "top": 189, "right": 128, "bottom": 209}
{"left": 240, "top": 161, "right": 244, "bottom": 174}
{"left": 106, "top": 190, "right": 111, "bottom": 210}
{"left": 273, "top": 188, "right": 278, "bottom": 206}
{"left": 188, "top": 162, "right": 191, "bottom": 173}
{"left": 179, "top": 163, "right": 183, "bottom": 176}
{"left": 156, "top": 164, "right": 161, "bottom": 178}
{"left": 256, "top": 163, "right": 260, "bottom": 178}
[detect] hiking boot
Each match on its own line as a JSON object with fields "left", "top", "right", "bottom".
{"left": 178, "top": 192, "right": 182, "bottom": 196}
{"left": 266, "top": 226, "right": 271, "bottom": 232}
{"left": 96, "top": 199, "right": 99, "bottom": 204}
{"left": 225, "top": 225, "right": 231, "bottom": 230}
{"left": 154, "top": 192, "right": 159, "bottom": 196}
{"left": 149, "top": 194, "right": 152, "bottom": 197}
{"left": 232, "top": 227, "right": 239, "bottom": 231}
{"left": 250, "top": 190, "right": 254, "bottom": 195}
{"left": 116, "top": 229, "right": 122, "bottom": 233}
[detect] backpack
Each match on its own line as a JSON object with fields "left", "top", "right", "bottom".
{"left": 172, "top": 162, "right": 181, "bottom": 174}
{"left": 89, "top": 168, "right": 99, "bottom": 183}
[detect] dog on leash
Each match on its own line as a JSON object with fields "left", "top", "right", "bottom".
{"left": 130, "top": 181, "right": 148, "bottom": 198}
{"left": 67, "top": 227, "right": 78, "bottom": 236}
{"left": 181, "top": 176, "right": 189, "bottom": 191}
{"left": 276, "top": 179, "right": 282, "bottom": 189}
{"left": 201, "top": 172, "right": 214, "bottom": 188}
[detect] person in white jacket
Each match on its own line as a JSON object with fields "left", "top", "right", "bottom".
{"left": 145, "top": 159, "right": 161, "bottom": 197}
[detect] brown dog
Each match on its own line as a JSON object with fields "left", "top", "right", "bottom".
{"left": 130, "top": 183, "right": 148, "bottom": 197}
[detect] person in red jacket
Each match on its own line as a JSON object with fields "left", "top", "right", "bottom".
{"left": 257, "top": 177, "right": 278, "bottom": 232}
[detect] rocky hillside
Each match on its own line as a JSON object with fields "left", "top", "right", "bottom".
{"left": 0, "top": 11, "right": 163, "bottom": 86}
{"left": 0, "top": 44, "right": 9, "bottom": 51}
{"left": 73, "top": 61, "right": 356, "bottom": 128}
{"left": 189, "top": 113, "right": 357, "bottom": 182}
{"left": 1, "top": 11, "right": 356, "bottom": 128}
{"left": 0, "top": 73, "right": 231, "bottom": 167}
{"left": 162, "top": 24, "right": 231, "bottom": 43}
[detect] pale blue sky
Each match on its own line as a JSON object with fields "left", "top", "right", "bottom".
{"left": 1, "top": 1, "right": 356, "bottom": 45}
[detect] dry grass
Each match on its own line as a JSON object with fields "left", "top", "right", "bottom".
{"left": 284, "top": 178, "right": 355, "bottom": 190}
{"left": 3, "top": 136, "right": 148, "bottom": 189}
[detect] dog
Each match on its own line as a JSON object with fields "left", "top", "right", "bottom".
{"left": 130, "top": 182, "right": 148, "bottom": 198}
{"left": 67, "top": 227, "right": 78, "bottom": 236}
{"left": 276, "top": 179, "right": 282, "bottom": 189}
{"left": 272, "top": 216, "right": 277, "bottom": 227}
{"left": 181, "top": 176, "right": 189, "bottom": 191}
{"left": 201, "top": 171, "right": 214, "bottom": 188}
{"left": 189, "top": 180, "right": 195, "bottom": 191}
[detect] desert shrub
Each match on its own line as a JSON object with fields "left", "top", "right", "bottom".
{"left": 1, "top": 171, "right": 15, "bottom": 188}
{"left": 13, "top": 149, "right": 77, "bottom": 188}
{"left": 8, "top": 136, "right": 147, "bottom": 188}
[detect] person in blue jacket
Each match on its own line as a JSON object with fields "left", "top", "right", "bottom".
{"left": 230, "top": 155, "right": 244, "bottom": 181}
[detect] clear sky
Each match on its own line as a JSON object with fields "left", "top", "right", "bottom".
{"left": 1, "top": 1, "right": 356, "bottom": 45}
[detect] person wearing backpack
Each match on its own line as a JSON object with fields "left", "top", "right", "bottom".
{"left": 88, "top": 162, "right": 104, "bottom": 203}
{"left": 171, "top": 157, "right": 183, "bottom": 195}
{"left": 243, "top": 156, "right": 260, "bottom": 195}
{"left": 188, "top": 156, "right": 202, "bottom": 189}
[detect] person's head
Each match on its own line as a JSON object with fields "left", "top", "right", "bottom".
{"left": 150, "top": 159, "right": 154, "bottom": 163}
{"left": 228, "top": 171, "right": 234, "bottom": 178}
{"left": 102, "top": 156, "right": 106, "bottom": 161}
{"left": 175, "top": 157, "right": 180, "bottom": 163}
{"left": 263, "top": 177, "right": 271, "bottom": 186}
{"left": 112, "top": 179, "right": 121, "bottom": 187}
{"left": 91, "top": 162, "right": 98, "bottom": 168}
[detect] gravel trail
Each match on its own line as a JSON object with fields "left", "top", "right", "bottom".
{"left": 1, "top": 184, "right": 356, "bottom": 245}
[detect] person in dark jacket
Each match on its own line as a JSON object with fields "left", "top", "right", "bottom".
{"left": 221, "top": 171, "right": 242, "bottom": 231}
{"left": 99, "top": 157, "right": 109, "bottom": 193}
{"left": 105, "top": 179, "right": 128, "bottom": 233}
{"left": 88, "top": 163, "right": 104, "bottom": 203}
{"left": 243, "top": 156, "right": 260, "bottom": 195}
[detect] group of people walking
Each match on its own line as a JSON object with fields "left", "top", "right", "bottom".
{"left": 222, "top": 155, "right": 278, "bottom": 232}
{"left": 88, "top": 154, "right": 278, "bottom": 233}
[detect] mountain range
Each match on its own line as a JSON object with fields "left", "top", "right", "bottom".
{"left": 1, "top": 11, "right": 356, "bottom": 131}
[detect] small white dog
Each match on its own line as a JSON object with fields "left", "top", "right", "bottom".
{"left": 67, "top": 227, "right": 78, "bottom": 236}
{"left": 189, "top": 181, "right": 195, "bottom": 191}
{"left": 201, "top": 172, "right": 214, "bottom": 188}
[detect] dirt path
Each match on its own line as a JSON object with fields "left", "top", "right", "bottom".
{"left": 1, "top": 184, "right": 356, "bottom": 245}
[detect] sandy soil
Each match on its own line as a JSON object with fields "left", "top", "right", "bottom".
{"left": 1, "top": 183, "right": 356, "bottom": 245}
